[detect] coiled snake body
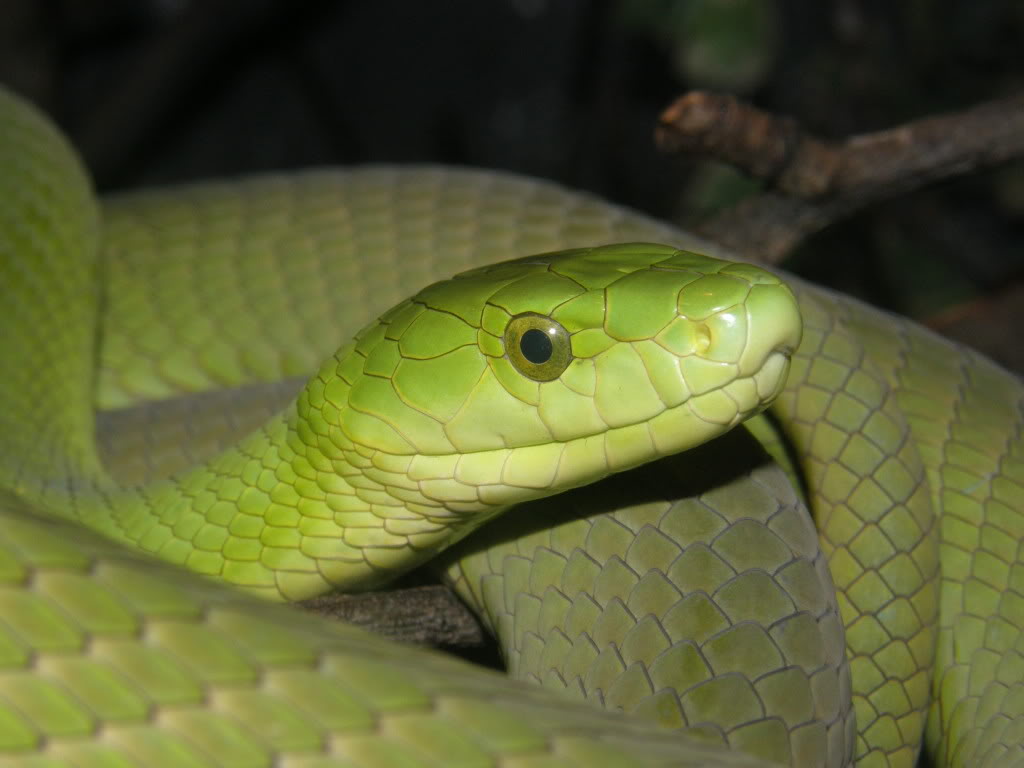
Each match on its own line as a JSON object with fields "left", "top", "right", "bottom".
{"left": 0, "top": 86, "right": 1022, "bottom": 768}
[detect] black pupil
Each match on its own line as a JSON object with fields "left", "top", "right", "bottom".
{"left": 520, "top": 328, "right": 553, "bottom": 364}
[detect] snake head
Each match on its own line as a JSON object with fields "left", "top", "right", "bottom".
{"left": 301, "top": 243, "right": 800, "bottom": 518}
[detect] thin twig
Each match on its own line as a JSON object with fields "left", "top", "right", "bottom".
{"left": 656, "top": 90, "right": 1024, "bottom": 263}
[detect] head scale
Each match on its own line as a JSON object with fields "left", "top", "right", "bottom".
{"left": 302, "top": 243, "right": 800, "bottom": 519}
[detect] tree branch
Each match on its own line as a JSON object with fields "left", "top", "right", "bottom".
{"left": 656, "top": 90, "right": 1024, "bottom": 263}
{"left": 301, "top": 584, "right": 487, "bottom": 649}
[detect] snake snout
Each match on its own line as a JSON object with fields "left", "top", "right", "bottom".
{"left": 667, "top": 264, "right": 800, "bottom": 411}
{"left": 736, "top": 281, "right": 802, "bottom": 379}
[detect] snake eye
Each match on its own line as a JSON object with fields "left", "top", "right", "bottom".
{"left": 504, "top": 313, "right": 572, "bottom": 381}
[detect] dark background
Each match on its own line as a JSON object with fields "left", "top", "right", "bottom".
{"left": 3, "top": 0, "right": 1023, "bottom": 370}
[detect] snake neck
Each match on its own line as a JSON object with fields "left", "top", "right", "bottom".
{"left": 91, "top": 400, "right": 492, "bottom": 601}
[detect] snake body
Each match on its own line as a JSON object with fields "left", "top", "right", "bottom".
{"left": 1, "top": 86, "right": 1023, "bottom": 768}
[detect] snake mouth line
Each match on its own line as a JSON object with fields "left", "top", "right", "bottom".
{"left": 754, "top": 348, "right": 793, "bottom": 400}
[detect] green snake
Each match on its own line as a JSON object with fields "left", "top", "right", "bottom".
{"left": 1, "top": 83, "right": 1023, "bottom": 768}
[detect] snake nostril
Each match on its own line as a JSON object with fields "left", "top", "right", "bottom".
{"left": 694, "top": 323, "right": 711, "bottom": 354}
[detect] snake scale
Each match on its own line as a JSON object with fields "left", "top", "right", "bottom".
{"left": 1, "top": 83, "right": 1023, "bottom": 768}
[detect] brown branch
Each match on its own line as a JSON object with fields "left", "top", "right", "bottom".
{"left": 301, "top": 584, "right": 487, "bottom": 649}
{"left": 656, "top": 90, "right": 1024, "bottom": 263}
